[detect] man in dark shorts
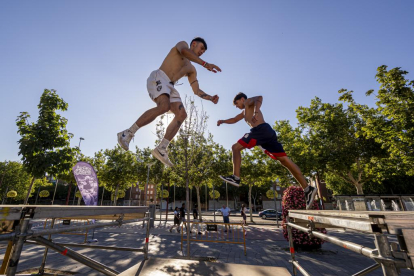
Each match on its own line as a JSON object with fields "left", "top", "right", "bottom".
{"left": 217, "top": 92, "right": 317, "bottom": 209}
{"left": 169, "top": 207, "right": 181, "bottom": 233}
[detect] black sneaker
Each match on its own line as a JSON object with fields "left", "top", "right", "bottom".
{"left": 305, "top": 186, "right": 318, "bottom": 210}
{"left": 219, "top": 175, "right": 240, "bottom": 187}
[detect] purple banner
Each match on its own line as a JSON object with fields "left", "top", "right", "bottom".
{"left": 72, "top": 162, "right": 99, "bottom": 206}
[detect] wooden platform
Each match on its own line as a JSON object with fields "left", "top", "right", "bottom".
{"left": 119, "top": 258, "right": 292, "bottom": 276}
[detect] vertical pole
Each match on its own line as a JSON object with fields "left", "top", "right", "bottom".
{"left": 72, "top": 186, "right": 78, "bottom": 205}
{"left": 160, "top": 183, "right": 163, "bottom": 224}
{"left": 35, "top": 185, "right": 41, "bottom": 205}
{"left": 52, "top": 178, "right": 58, "bottom": 205}
{"left": 129, "top": 183, "right": 133, "bottom": 206}
{"left": 226, "top": 182, "right": 228, "bottom": 207}
{"left": 287, "top": 217, "right": 297, "bottom": 276}
{"left": 144, "top": 217, "right": 150, "bottom": 260}
{"left": 374, "top": 234, "right": 399, "bottom": 276}
{"left": 213, "top": 185, "right": 216, "bottom": 222}
{"left": 7, "top": 219, "right": 30, "bottom": 276}
{"left": 39, "top": 218, "right": 55, "bottom": 273}
{"left": 205, "top": 183, "right": 208, "bottom": 212}
{"left": 100, "top": 187, "right": 105, "bottom": 206}
{"left": 274, "top": 182, "right": 279, "bottom": 228}
{"left": 145, "top": 165, "right": 150, "bottom": 206}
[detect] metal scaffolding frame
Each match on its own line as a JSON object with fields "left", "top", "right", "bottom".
{"left": 286, "top": 210, "right": 414, "bottom": 276}
{"left": 0, "top": 205, "right": 152, "bottom": 276}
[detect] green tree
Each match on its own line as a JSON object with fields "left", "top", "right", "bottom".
{"left": 16, "top": 89, "right": 78, "bottom": 204}
{"left": 294, "top": 97, "right": 385, "bottom": 194}
{"left": 0, "top": 161, "right": 33, "bottom": 201}
{"left": 339, "top": 65, "right": 414, "bottom": 177}
{"left": 100, "top": 146, "right": 138, "bottom": 205}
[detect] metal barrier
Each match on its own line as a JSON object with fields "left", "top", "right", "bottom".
{"left": 286, "top": 210, "right": 414, "bottom": 276}
{"left": 0, "top": 205, "right": 150, "bottom": 276}
{"left": 180, "top": 221, "right": 247, "bottom": 255}
{"left": 43, "top": 218, "right": 90, "bottom": 243}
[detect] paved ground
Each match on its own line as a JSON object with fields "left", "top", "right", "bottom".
{"left": 1, "top": 220, "right": 413, "bottom": 275}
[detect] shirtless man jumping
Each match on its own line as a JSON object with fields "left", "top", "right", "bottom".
{"left": 217, "top": 92, "right": 317, "bottom": 209}
{"left": 117, "top": 37, "right": 221, "bottom": 167}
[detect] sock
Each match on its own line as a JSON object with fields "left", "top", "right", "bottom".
{"left": 158, "top": 138, "right": 170, "bottom": 150}
{"left": 129, "top": 123, "right": 140, "bottom": 134}
{"left": 233, "top": 175, "right": 240, "bottom": 180}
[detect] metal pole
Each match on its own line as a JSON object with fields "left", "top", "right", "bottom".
{"left": 185, "top": 135, "right": 191, "bottom": 257}
{"left": 100, "top": 187, "right": 105, "bottom": 206}
{"left": 52, "top": 178, "right": 59, "bottom": 205}
{"left": 213, "top": 185, "right": 216, "bottom": 222}
{"left": 7, "top": 219, "right": 30, "bottom": 276}
{"left": 129, "top": 183, "right": 133, "bottom": 206}
{"left": 205, "top": 183, "right": 207, "bottom": 212}
{"left": 274, "top": 181, "right": 279, "bottom": 228}
{"left": 72, "top": 186, "right": 78, "bottom": 205}
{"left": 173, "top": 184, "right": 175, "bottom": 209}
{"left": 374, "top": 234, "right": 399, "bottom": 276}
{"left": 144, "top": 217, "right": 150, "bottom": 260}
{"left": 35, "top": 185, "right": 41, "bottom": 205}
{"left": 39, "top": 218, "right": 55, "bottom": 274}
{"left": 287, "top": 219, "right": 297, "bottom": 276}
{"left": 160, "top": 183, "right": 164, "bottom": 223}
{"left": 226, "top": 182, "right": 228, "bottom": 207}
{"left": 32, "top": 236, "right": 119, "bottom": 276}
{"left": 145, "top": 165, "right": 150, "bottom": 206}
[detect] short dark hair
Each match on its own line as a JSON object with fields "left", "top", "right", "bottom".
{"left": 233, "top": 92, "right": 247, "bottom": 105}
{"left": 191, "top": 37, "right": 207, "bottom": 50}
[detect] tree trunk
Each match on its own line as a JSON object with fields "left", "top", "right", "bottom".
{"left": 355, "top": 183, "right": 364, "bottom": 195}
{"left": 195, "top": 186, "right": 202, "bottom": 221}
{"left": 65, "top": 182, "right": 72, "bottom": 205}
{"left": 24, "top": 177, "right": 36, "bottom": 205}
{"left": 114, "top": 184, "right": 119, "bottom": 206}
{"left": 248, "top": 185, "right": 253, "bottom": 222}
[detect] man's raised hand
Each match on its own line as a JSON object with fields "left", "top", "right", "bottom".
{"left": 205, "top": 63, "right": 222, "bottom": 73}
{"left": 210, "top": 95, "right": 219, "bottom": 104}
{"left": 217, "top": 120, "right": 223, "bottom": 126}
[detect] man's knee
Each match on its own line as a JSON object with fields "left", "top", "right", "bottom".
{"left": 177, "top": 109, "right": 187, "bottom": 121}
{"left": 232, "top": 143, "right": 243, "bottom": 152}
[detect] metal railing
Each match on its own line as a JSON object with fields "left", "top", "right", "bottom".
{"left": 0, "top": 205, "right": 151, "bottom": 276}
{"left": 180, "top": 221, "right": 247, "bottom": 256}
{"left": 286, "top": 210, "right": 414, "bottom": 276}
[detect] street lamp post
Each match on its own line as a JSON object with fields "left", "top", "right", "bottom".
{"left": 274, "top": 179, "right": 280, "bottom": 228}
{"left": 78, "top": 137, "right": 84, "bottom": 150}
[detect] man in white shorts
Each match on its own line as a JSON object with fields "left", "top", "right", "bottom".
{"left": 117, "top": 37, "right": 221, "bottom": 166}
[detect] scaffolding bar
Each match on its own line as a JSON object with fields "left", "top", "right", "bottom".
{"left": 6, "top": 220, "right": 29, "bottom": 276}
{"left": 31, "top": 236, "right": 119, "bottom": 276}
{"left": 24, "top": 241, "right": 145, "bottom": 252}
{"left": 287, "top": 222, "right": 376, "bottom": 258}
{"left": 352, "top": 263, "right": 381, "bottom": 276}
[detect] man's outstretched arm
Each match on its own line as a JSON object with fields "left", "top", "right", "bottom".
{"left": 176, "top": 41, "right": 222, "bottom": 73}
{"left": 188, "top": 69, "right": 219, "bottom": 104}
{"left": 217, "top": 112, "right": 244, "bottom": 126}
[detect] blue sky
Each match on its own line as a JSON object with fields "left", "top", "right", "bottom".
{"left": 1, "top": 1, "right": 413, "bottom": 162}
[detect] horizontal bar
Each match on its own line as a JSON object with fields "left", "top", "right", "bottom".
{"left": 25, "top": 241, "right": 145, "bottom": 252}
{"left": 184, "top": 239, "right": 244, "bottom": 245}
{"left": 287, "top": 222, "right": 376, "bottom": 258}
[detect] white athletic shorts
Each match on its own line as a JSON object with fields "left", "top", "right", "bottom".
{"left": 147, "top": 69, "right": 182, "bottom": 103}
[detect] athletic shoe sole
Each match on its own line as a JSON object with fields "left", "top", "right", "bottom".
{"left": 219, "top": 175, "right": 240, "bottom": 187}
{"left": 117, "top": 132, "right": 129, "bottom": 151}
{"left": 305, "top": 188, "right": 318, "bottom": 210}
{"left": 151, "top": 148, "right": 174, "bottom": 167}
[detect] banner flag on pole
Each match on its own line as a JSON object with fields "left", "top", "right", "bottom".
{"left": 72, "top": 161, "right": 99, "bottom": 206}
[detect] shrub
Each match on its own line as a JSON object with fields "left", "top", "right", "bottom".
{"left": 282, "top": 186, "right": 327, "bottom": 249}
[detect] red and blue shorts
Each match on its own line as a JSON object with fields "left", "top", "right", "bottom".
{"left": 238, "top": 123, "right": 287, "bottom": 159}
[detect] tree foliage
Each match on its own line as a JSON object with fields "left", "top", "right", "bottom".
{"left": 16, "top": 89, "right": 78, "bottom": 203}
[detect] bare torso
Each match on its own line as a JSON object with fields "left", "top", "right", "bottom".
{"left": 244, "top": 104, "right": 265, "bottom": 128}
{"left": 159, "top": 47, "right": 195, "bottom": 82}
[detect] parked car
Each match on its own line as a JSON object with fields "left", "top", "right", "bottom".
{"left": 259, "top": 209, "right": 282, "bottom": 220}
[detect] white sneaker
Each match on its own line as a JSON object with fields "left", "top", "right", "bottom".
{"left": 117, "top": 129, "right": 134, "bottom": 151}
{"left": 151, "top": 147, "right": 174, "bottom": 167}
